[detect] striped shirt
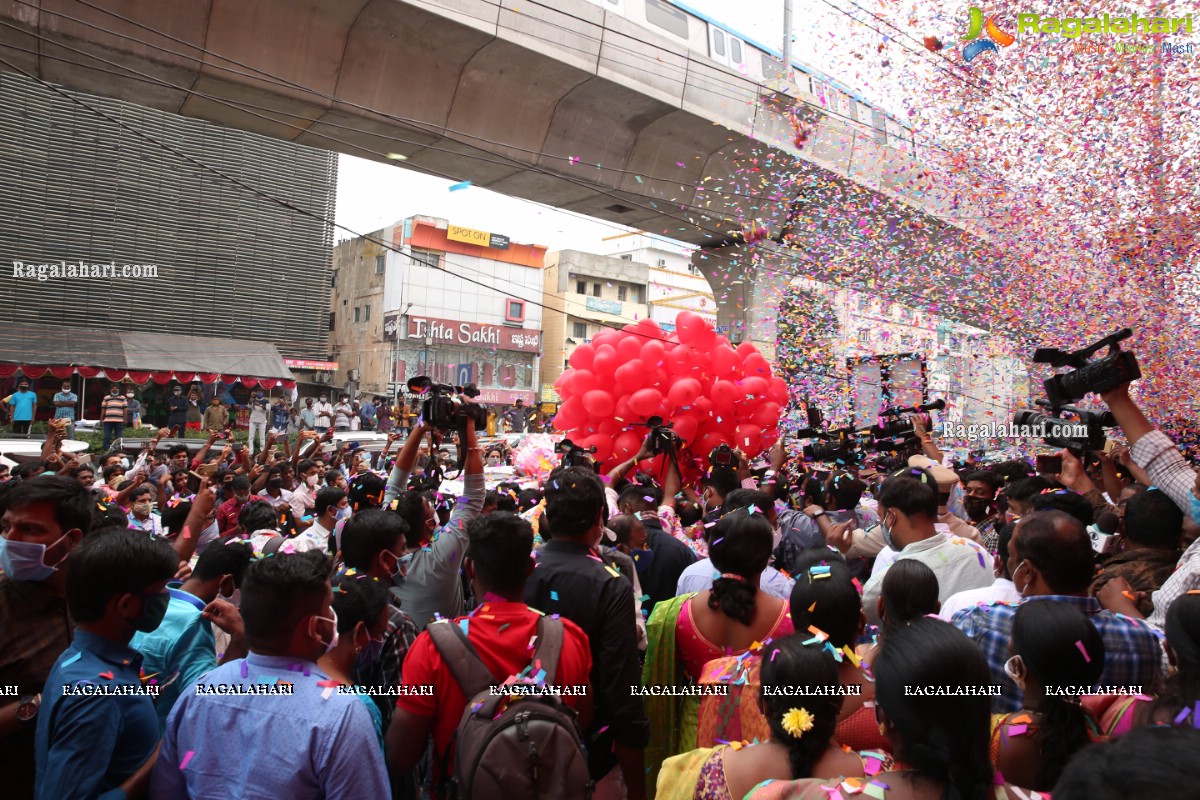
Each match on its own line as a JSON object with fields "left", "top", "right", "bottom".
{"left": 100, "top": 394, "right": 128, "bottom": 423}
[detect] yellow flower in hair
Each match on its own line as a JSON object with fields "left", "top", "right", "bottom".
{"left": 781, "top": 707, "right": 815, "bottom": 739}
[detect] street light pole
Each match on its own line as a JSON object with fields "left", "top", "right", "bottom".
{"left": 782, "top": 0, "right": 793, "bottom": 72}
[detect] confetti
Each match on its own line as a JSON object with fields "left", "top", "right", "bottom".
{"left": 448, "top": 180, "right": 472, "bottom": 192}
{"left": 1075, "top": 640, "right": 1091, "bottom": 663}
{"left": 179, "top": 750, "right": 195, "bottom": 770}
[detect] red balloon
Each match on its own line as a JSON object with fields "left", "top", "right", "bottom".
{"left": 614, "top": 397, "right": 633, "bottom": 422}
{"left": 667, "top": 377, "right": 702, "bottom": 409}
{"left": 666, "top": 345, "right": 691, "bottom": 375}
{"left": 629, "top": 388, "right": 664, "bottom": 418}
{"left": 569, "top": 344, "right": 595, "bottom": 371}
{"left": 641, "top": 339, "right": 666, "bottom": 367}
{"left": 736, "top": 341, "right": 760, "bottom": 360}
{"left": 556, "top": 397, "right": 585, "bottom": 428}
{"left": 744, "top": 353, "right": 771, "bottom": 377}
{"left": 711, "top": 345, "right": 741, "bottom": 378}
{"left": 734, "top": 423, "right": 762, "bottom": 452}
{"left": 675, "top": 311, "right": 706, "bottom": 345}
{"left": 696, "top": 430, "right": 730, "bottom": 455}
{"left": 617, "top": 336, "right": 642, "bottom": 362}
{"left": 614, "top": 359, "right": 645, "bottom": 392}
{"left": 582, "top": 389, "right": 615, "bottom": 418}
{"left": 767, "top": 377, "right": 789, "bottom": 405}
{"left": 591, "top": 329, "right": 617, "bottom": 349}
{"left": 711, "top": 379, "right": 738, "bottom": 413}
{"left": 742, "top": 376, "right": 769, "bottom": 397}
{"left": 692, "top": 325, "right": 717, "bottom": 352}
{"left": 553, "top": 414, "right": 572, "bottom": 432}
{"left": 598, "top": 418, "right": 622, "bottom": 437}
{"left": 635, "top": 318, "right": 663, "bottom": 339}
{"left": 571, "top": 370, "right": 601, "bottom": 396}
{"left": 554, "top": 368, "right": 575, "bottom": 390}
{"left": 592, "top": 345, "right": 618, "bottom": 378}
{"left": 582, "top": 434, "right": 613, "bottom": 463}
{"left": 672, "top": 414, "right": 699, "bottom": 443}
{"left": 751, "top": 401, "right": 781, "bottom": 429}
{"left": 612, "top": 431, "right": 641, "bottom": 462}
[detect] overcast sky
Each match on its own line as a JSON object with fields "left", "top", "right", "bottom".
{"left": 332, "top": 0, "right": 890, "bottom": 250}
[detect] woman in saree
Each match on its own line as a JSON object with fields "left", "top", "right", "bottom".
{"left": 657, "top": 633, "right": 870, "bottom": 800}
{"left": 642, "top": 508, "right": 795, "bottom": 796}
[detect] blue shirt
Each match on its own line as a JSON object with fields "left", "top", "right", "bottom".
{"left": 129, "top": 585, "right": 215, "bottom": 731}
{"left": 35, "top": 629, "right": 159, "bottom": 800}
{"left": 151, "top": 652, "right": 389, "bottom": 799}
{"left": 53, "top": 391, "right": 78, "bottom": 421}
{"left": 271, "top": 404, "right": 289, "bottom": 429}
{"left": 951, "top": 594, "right": 1163, "bottom": 713}
{"left": 7, "top": 388, "right": 37, "bottom": 421}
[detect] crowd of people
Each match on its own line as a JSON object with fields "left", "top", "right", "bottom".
{"left": 2, "top": 375, "right": 1200, "bottom": 800}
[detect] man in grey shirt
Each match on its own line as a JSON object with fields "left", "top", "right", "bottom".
{"left": 384, "top": 418, "right": 484, "bottom": 629}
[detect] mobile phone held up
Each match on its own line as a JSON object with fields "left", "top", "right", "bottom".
{"left": 1035, "top": 454, "right": 1062, "bottom": 475}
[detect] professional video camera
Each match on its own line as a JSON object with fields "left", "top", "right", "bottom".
{"left": 407, "top": 376, "right": 489, "bottom": 474}
{"left": 1033, "top": 328, "right": 1141, "bottom": 407}
{"left": 555, "top": 438, "right": 598, "bottom": 470}
{"left": 1012, "top": 400, "right": 1116, "bottom": 452}
{"left": 406, "top": 376, "right": 489, "bottom": 431}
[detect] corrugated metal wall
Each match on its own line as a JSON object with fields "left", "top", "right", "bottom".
{"left": 0, "top": 71, "right": 337, "bottom": 359}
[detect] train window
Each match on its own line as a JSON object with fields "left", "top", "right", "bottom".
{"left": 730, "top": 38, "right": 743, "bottom": 63}
{"left": 711, "top": 29, "right": 725, "bottom": 56}
{"left": 645, "top": 0, "right": 689, "bottom": 39}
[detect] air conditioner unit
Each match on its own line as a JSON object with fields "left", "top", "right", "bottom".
{"left": 657, "top": 259, "right": 667, "bottom": 267}
{"left": 348, "top": 369, "right": 360, "bottom": 381}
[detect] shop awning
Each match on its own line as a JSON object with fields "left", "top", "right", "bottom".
{"left": 0, "top": 325, "right": 297, "bottom": 389}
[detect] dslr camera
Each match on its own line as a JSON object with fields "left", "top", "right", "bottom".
{"left": 710, "top": 443, "right": 736, "bottom": 468}
{"left": 556, "top": 438, "right": 598, "bottom": 470}
{"left": 1034, "top": 328, "right": 1141, "bottom": 407}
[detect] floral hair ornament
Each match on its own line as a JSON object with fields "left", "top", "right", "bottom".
{"left": 781, "top": 707, "right": 815, "bottom": 739}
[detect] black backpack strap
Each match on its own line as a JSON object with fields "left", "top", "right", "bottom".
{"left": 532, "top": 616, "right": 564, "bottom": 686}
{"left": 427, "top": 620, "right": 496, "bottom": 699}
{"left": 261, "top": 535, "right": 288, "bottom": 556}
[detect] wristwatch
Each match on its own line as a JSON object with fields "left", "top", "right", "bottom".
{"left": 812, "top": 510, "right": 828, "bottom": 520}
{"left": 16, "top": 694, "right": 41, "bottom": 723}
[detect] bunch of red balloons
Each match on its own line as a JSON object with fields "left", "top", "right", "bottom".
{"left": 552, "top": 311, "right": 786, "bottom": 475}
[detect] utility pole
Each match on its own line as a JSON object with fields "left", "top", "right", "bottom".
{"left": 782, "top": 0, "right": 793, "bottom": 73}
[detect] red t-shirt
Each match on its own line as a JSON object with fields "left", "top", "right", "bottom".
{"left": 397, "top": 601, "right": 592, "bottom": 781}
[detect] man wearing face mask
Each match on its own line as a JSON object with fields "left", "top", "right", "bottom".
{"left": 3, "top": 379, "right": 39, "bottom": 434}
{"left": 860, "top": 471, "right": 993, "bottom": 627}
{"left": 960, "top": 470, "right": 1004, "bottom": 555}
{"left": 126, "top": 485, "right": 164, "bottom": 538}
{"left": 313, "top": 395, "right": 334, "bottom": 433}
{"left": 130, "top": 540, "right": 253, "bottom": 730}
{"left": 124, "top": 389, "right": 142, "bottom": 429}
{"left": 339, "top": 510, "right": 418, "bottom": 732}
{"left": 150, "top": 551, "right": 390, "bottom": 798}
{"left": 35, "top": 527, "right": 178, "bottom": 800}
{"left": 203, "top": 396, "right": 228, "bottom": 433}
{"left": 0, "top": 477, "right": 93, "bottom": 799}
{"left": 167, "top": 386, "right": 188, "bottom": 432}
{"left": 951, "top": 510, "right": 1162, "bottom": 714}
{"left": 216, "top": 475, "right": 255, "bottom": 536}
{"left": 100, "top": 384, "right": 128, "bottom": 451}
{"left": 52, "top": 380, "right": 78, "bottom": 439}
{"left": 290, "top": 459, "right": 322, "bottom": 531}
{"left": 299, "top": 487, "right": 349, "bottom": 552}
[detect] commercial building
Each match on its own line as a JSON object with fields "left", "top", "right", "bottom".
{"left": 539, "top": 250, "right": 650, "bottom": 395}
{"left": 0, "top": 71, "right": 338, "bottom": 419}
{"left": 331, "top": 216, "right": 546, "bottom": 406}
{"left": 599, "top": 231, "right": 717, "bottom": 333}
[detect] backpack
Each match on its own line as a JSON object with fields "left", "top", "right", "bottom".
{"left": 427, "top": 616, "right": 594, "bottom": 800}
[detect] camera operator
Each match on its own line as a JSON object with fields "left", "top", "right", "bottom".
{"left": 1093, "top": 382, "right": 1200, "bottom": 629}
{"left": 382, "top": 414, "right": 484, "bottom": 630}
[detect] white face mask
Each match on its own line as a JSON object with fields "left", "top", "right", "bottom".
{"left": 772, "top": 526, "right": 782, "bottom": 550}
{"left": 306, "top": 474, "right": 320, "bottom": 488}
{"left": 312, "top": 609, "right": 339, "bottom": 654}
{"left": 1003, "top": 655, "right": 1026, "bottom": 690}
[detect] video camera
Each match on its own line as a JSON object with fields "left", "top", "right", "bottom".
{"left": 1033, "top": 328, "right": 1141, "bottom": 407}
{"left": 636, "top": 416, "right": 681, "bottom": 455}
{"left": 555, "top": 438, "right": 598, "bottom": 470}
{"left": 1012, "top": 400, "right": 1116, "bottom": 452}
{"left": 407, "top": 376, "right": 489, "bottom": 473}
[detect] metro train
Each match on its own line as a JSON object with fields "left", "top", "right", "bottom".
{"left": 583, "top": 0, "right": 917, "bottom": 151}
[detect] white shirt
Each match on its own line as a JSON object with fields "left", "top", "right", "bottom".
{"left": 300, "top": 520, "right": 333, "bottom": 551}
{"left": 939, "top": 578, "right": 1021, "bottom": 621}
{"left": 127, "top": 513, "right": 164, "bottom": 538}
{"left": 289, "top": 482, "right": 317, "bottom": 520}
{"left": 313, "top": 402, "right": 333, "bottom": 428}
{"left": 677, "top": 558, "right": 795, "bottom": 601}
{"left": 246, "top": 530, "right": 324, "bottom": 555}
{"left": 862, "top": 531, "right": 994, "bottom": 626}
{"left": 257, "top": 487, "right": 295, "bottom": 504}
{"left": 333, "top": 403, "right": 353, "bottom": 428}
{"left": 871, "top": 522, "right": 955, "bottom": 578}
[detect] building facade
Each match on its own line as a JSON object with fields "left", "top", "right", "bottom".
{"left": 0, "top": 70, "right": 337, "bottom": 362}
{"left": 331, "top": 216, "right": 546, "bottom": 405}
{"left": 539, "top": 250, "right": 651, "bottom": 396}
{"left": 598, "top": 231, "right": 717, "bottom": 333}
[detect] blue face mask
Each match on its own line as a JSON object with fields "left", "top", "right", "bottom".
{"left": 1191, "top": 491, "right": 1200, "bottom": 526}
{"left": 0, "top": 533, "right": 69, "bottom": 582}
{"left": 354, "top": 637, "right": 385, "bottom": 674}
{"left": 880, "top": 514, "right": 897, "bottom": 551}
